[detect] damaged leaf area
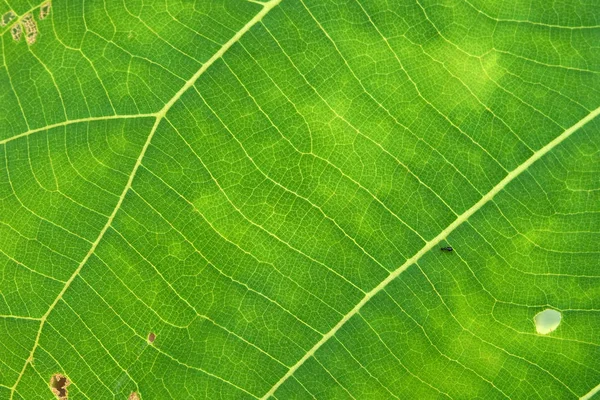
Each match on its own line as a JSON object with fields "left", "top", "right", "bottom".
{"left": 49, "top": 374, "right": 70, "bottom": 399}
{"left": 21, "top": 13, "right": 37, "bottom": 45}
{"left": 129, "top": 392, "right": 141, "bottom": 400}
{"left": 147, "top": 332, "right": 156, "bottom": 344}
{"left": 39, "top": 2, "right": 51, "bottom": 20}
{"left": 2, "top": 1, "right": 50, "bottom": 44}
{"left": 10, "top": 23, "right": 21, "bottom": 41}
{"left": 0, "top": 10, "right": 16, "bottom": 26}
{"left": 0, "top": 0, "right": 599, "bottom": 399}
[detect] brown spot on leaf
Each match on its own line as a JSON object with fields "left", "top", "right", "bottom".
{"left": 147, "top": 332, "right": 156, "bottom": 344}
{"left": 129, "top": 392, "right": 140, "bottom": 400}
{"left": 1, "top": 10, "right": 16, "bottom": 26}
{"left": 39, "top": 2, "right": 51, "bottom": 20}
{"left": 49, "top": 374, "right": 70, "bottom": 399}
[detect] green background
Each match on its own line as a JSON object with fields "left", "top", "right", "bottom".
{"left": 0, "top": 0, "right": 598, "bottom": 398}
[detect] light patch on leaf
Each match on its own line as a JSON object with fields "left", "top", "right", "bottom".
{"left": 129, "top": 392, "right": 141, "bottom": 400}
{"left": 424, "top": 36, "right": 506, "bottom": 111}
{"left": 478, "top": 51, "right": 505, "bottom": 96}
{"left": 21, "top": 13, "right": 38, "bottom": 45}
{"left": 534, "top": 309, "right": 562, "bottom": 335}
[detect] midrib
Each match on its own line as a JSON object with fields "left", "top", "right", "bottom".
{"left": 261, "top": 105, "right": 600, "bottom": 399}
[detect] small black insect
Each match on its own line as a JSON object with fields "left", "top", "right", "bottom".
{"left": 440, "top": 246, "right": 453, "bottom": 252}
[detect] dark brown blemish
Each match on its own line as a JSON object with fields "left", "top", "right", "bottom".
{"left": 129, "top": 392, "right": 140, "bottom": 400}
{"left": 147, "top": 332, "right": 156, "bottom": 344}
{"left": 50, "top": 374, "right": 70, "bottom": 399}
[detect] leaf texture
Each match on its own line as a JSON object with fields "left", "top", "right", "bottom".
{"left": 0, "top": 0, "right": 598, "bottom": 399}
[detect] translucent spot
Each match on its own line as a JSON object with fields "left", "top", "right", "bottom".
{"left": 1, "top": 10, "right": 16, "bottom": 26}
{"left": 50, "top": 374, "right": 70, "bottom": 399}
{"left": 10, "top": 23, "right": 22, "bottom": 42}
{"left": 534, "top": 309, "right": 562, "bottom": 335}
{"left": 147, "top": 332, "right": 156, "bottom": 344}
{"left": 39, "top": 2, "right": 51, "bottom": 20}
{"left": 129, "top": 392, "right": 140, "bottom": 400}
{"left": 21, "top": 13, "right": 37, "bottom": 45}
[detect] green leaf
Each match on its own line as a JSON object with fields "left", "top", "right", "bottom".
{"left": 1, "top": 0, "right": 598, "bottom": 399}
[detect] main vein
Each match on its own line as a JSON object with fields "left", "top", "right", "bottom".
{"left": 261, "top": 105, "right": 600, "bottom": 399}
{"left": 581, "top": 381, "right": 600, "bottom": 400}
{"left": 9, "top": 0, "right": 282, "bottom": 396}
{"left": 0, "top": 114, "right": 156, "bottom": 146}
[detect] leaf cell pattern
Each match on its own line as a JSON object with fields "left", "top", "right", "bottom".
{"left": 0, "top": 0, "right": 599, "bottom": 399}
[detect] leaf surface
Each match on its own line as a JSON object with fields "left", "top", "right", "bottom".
{"left": 0, "top": 0, "right": 599, "bottom": 399}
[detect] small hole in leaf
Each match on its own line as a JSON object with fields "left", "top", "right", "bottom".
{"left": 534, "top": 309, "right": 562, "bottom": 335}
{"left": 129, "top": 392, "right": 140, "bottom": 400}
{"left": 49, "top": 374, "right": 70, "bottom": 399}
{"left": 147, "top": 332, "right": 156, "bottom": 344}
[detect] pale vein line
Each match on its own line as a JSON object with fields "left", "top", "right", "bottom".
{"left": 312, "top": 357, "right": 357, "bottom": 399}
{"left": 1, "top": 37, "right": 30, "bottom": 130}
{"left": 0, "top": 114, "right": 156, "bottom": 146}
{"left": 581, "top": 382, "right": 600, "bottom": 400}
{"left": 49, "top": 9, "right": 118, "bottom": 115}
{"left": 260, "top": 106, "right": 600, "bottom": 399}
{"left": 56, "top": 301, "right": 139, "bottom": 393}
{"left": 0, "top": 315, "right": 41, "bottom": 321}
{"left": 382, "top": 290, "right": 509, "bottom": 398}
{"left": 44, "top": 322, "right": 116, "bottom": 395}
{"left": 359, "top": 314, "right": 452, "bottom": 398}
{"left": 132, "top": 171, "right": 336, "bottom": 331}
{"left": 493, "top": 48, "right": 599, "bottom": 74}
{"left": 0, "top": 247, "right": 66, "bottom": 283}
{"left": 462, "top": 0, "right": 600, "bottom": 30}
{"left": 9, "top": 0, "right": 281, "bottom": 397}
